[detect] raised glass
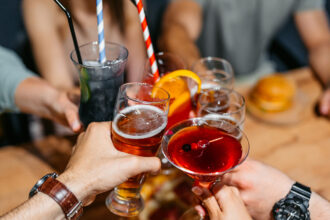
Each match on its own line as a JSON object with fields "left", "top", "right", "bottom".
{"left": 71, "top": 41, "right": 128, "bottom": 127}
{"left": 105, "top": 82, "right": 170, "bottom": 217}
{"left": 162, "top": 118, "right": 249, "bottom": 188}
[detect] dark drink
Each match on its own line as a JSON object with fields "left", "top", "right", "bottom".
{"left": 112, "top": 105, "right": 167, "bottom": 157}
{"left": 79, "top": 60, "right": 124, "bottom": 126}
{"left": 71, "top": 42, "right": 128, "bottom": 128}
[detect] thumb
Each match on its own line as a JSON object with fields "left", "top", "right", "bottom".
{"left": 64, "top": 104, "right": 81, "bottom": 132}
{"left": 192, "top": 186, "right": 223, "bottom": 220}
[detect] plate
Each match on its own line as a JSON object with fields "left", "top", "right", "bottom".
{"left": 246, "top": 89, "right": 309, "bottom": 125}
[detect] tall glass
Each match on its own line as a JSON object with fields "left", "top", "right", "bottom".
{"left": 105, "top": 83, "right": 170, "bottom": 217}
{"left": 71, "top": 41, "right": 128, "bottom": 128}
{"left": 197, "top": 88, "right": 246, "bottom": 133}
{"left": 191, "top": 57, "right": 234, "bottom": 91}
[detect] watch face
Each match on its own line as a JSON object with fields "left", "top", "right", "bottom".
{"left": 274, "top": 199, "right": 309, "bottom": 220}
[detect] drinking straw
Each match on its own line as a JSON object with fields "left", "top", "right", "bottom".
{"left": 53, "top": 0, "right": 82, "bottom": 65}
{"left": 96, "top": 0, "right": 106, "bottom": 63}
{"left": 133, "top": 0, "right": 160, "bottom": 82}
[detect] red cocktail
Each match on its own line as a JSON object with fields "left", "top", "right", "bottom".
{"left": 162, "top": 118, "right": 249, "bottom": 188}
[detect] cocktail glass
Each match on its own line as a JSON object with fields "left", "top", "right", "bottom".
{"left": 105, "top": 82, "right": 170, "bottom": 217}
{"left": 71, "top": 41, "right": 128, "bottom": 128}
{"left": 162, "top": 117, "right": 249, "bottom": 189}
{"left": 197, "top": 88, "right": 246, "bottom": 132}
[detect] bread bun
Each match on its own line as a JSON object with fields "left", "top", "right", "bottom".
{"left": 250, "top": 74, "right": 296, "bottom": 112}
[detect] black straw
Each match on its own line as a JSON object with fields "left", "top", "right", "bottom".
{"left": 53, "top": 0, "right": 83, "bottom": 65}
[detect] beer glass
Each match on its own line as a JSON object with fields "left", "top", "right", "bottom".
{"left": 71, "top": 41, "right": 128, "bottom": 128}
{"left": 106, "top": 83, "right": 170, "bottom": 217}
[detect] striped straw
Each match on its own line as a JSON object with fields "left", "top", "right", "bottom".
{"left": 134, "top": 0, "right": 160, "bottom": 82}
{"left": 96, "top": 0, "right": 106, "bottom": 63}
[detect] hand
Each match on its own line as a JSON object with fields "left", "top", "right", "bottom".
{"left": 49, "top": 89, "right": 81, "bottom": 132}
{"left": 221, "top": 159, "right": 294, "bottom": 220}
{"left": 319, "top": 88, "right": 330, "bottom": 117}
{"left": 57, "top": 122, "right": 161, "bottom": 204}
{"left": 15, "top": 77, "right": 82, "bottom": 132}
{"left": 192, "top": 185, "right": 252, "bottom": 220}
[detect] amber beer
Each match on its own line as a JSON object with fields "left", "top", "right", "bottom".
{"left": 111, "top": 105, "right": 167, "bottom": 195}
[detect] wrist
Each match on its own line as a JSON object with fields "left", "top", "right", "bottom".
{"left": 57, "top": 171, "right": 89, "bottom": 202}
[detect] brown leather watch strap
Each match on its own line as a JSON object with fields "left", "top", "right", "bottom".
{"left": 39, "top": 177, "right": 83, "bottom": 220}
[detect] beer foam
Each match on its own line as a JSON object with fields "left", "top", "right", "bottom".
{"left": 113, "top": 105, "right": 167, "bottom": 139}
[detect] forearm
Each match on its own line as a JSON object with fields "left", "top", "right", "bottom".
{"left": 309, "top": 192, "right": 330, "bottom": 219}
{"left": 0, "top": 192, "right": 64, "bottom": 220}
{"left": 309, "top": 42, "right": 330, "bottom": 88}
{"left": 15, "top": 77, "right": 60, "bottom": 120}
{"left": 159, "top": 24, "right": 201, "bottom": 68}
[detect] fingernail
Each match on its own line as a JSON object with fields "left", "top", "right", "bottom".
{"left": 192, "top": 186, "right": 203, "bottom": 196}
{"left": 72, "top": 120, "right": 81, "bottom": 131}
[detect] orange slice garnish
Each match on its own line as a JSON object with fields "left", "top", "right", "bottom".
{"left": 153, "top": 70, "right": 201, "bottom": 116}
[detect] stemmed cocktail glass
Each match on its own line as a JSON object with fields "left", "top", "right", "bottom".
{"left": 105, "top": 82, "right": 170, "bottom": 217}
{"left": 162, "top": 117, "right": 249, "bottom": 189}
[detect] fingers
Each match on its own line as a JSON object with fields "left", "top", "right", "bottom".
{"left": 213, "top": 185, "right": 242, "bottom": 211}
{"left": 124, "top": 156, "right": 161, "bottom": 177}
{"left": 191, "top": 186, "right": 223, "bottom": 220}
{"left": 64, "top": 103, "right": 82, "bottom": 132}
{"left": 319, "top": 89, "right": 330, "bottom": 116}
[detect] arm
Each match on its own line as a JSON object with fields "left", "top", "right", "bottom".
{"left": 124, "top": 1, "right": 148, "bottom": 82}
{"left": 222, "top": 159, "right": 330, "bottom": 220}
{"left": 22, "top": 0, "right": 74, "bottom": 89}
{"left": 158, "top": 0, "right": 202, "bottom": 68}
{"left": 295, "top": 10, "right": 330, "bottom": 116}
{"left": 1, "top": 122, "right": 161, "bottom": 219}
{"left": 15, "top": 77, "right": 81, "bottom": 132}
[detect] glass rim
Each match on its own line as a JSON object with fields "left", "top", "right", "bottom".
{"left": 199, "top": 88, "right": 246, "bottom": 115}
{"left": 191, "top": 56, "right": 234, "bottom": 75}
{"left": 70, "top": 41, "right": 129, "bottom": 68}
{"left": 161, "top": 117, "right": 250, "bottom": 177}
{"left": 121, "top": 82, "right": 171, "bottom": 105}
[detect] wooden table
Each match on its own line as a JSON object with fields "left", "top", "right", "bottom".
{"left": 0, "top": 68, "right": 329, "bottom": 218}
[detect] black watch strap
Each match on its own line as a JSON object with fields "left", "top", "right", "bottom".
{"left": 291, "top": 182, "right": 311, "bottom": 202}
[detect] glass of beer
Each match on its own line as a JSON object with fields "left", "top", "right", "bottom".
{"left": 105, "top": 82, "right": 170, "bottom": 217}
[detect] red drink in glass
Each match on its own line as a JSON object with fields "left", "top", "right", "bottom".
{"left": 168, "top": 126, "right": 242, "bottom": 182}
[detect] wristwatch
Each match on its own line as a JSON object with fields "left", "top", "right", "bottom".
{"left": 272, "top": 182, "right": 311, "bottom": 220}
{"left": 29, "top": 173, "right": 83, "bottom": 220}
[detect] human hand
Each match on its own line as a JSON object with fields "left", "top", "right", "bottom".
{"left": 15, "top": 77, "right": 82, "bottom": 132}
{"left": 57, "top": 122, "right": 161, "bottom": 204}
{"left": 191, "top": 185, "right": 252, "bottom": 220}
{"left": 221, "top": 159, "right": 294, "bottom": 220}
{"left": 48, "top": 88, "right": 81, "bottom": 132}
{"left": 319, "top": 88, "right": 330, "bottom": 117}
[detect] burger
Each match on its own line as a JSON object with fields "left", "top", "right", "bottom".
{"left": 250, "top": 74, "right": 296, "bottom": 112}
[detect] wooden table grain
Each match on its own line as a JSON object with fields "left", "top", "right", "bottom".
{"left": 0, "top": 68, "right": 329, "bottom": 218}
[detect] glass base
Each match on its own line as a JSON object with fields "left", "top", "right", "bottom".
{"left": 105, "top": 191, "right": 144, "bottom": 217}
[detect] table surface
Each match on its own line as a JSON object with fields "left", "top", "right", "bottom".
{"left": 0, "top": 68, "right": 329, "bottom": 219}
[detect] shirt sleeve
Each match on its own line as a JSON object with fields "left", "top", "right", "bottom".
{"left": 0, "top": 46, "right": 36, "bottom": 113}
{"left": 294, "top": 0, "right": 325, "bottom": 12}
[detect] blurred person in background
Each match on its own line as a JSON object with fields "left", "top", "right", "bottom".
{"left": 159, "top": 0, "right": 330, "bottom": 117}
{"left": 23, "top": 0, "right": 146, "bottom": 90}
{"left": 0, "top": 46, "right": 81, "bottom": 132}
{"left": 192, "top": 159, "right": 330, "bottom": 220}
